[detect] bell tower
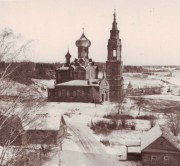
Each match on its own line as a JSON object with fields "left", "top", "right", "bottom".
{"left": 106, "top": 11, "right": 124, "bottom": 102}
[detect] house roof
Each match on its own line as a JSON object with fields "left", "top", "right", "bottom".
{"left": 23, "top": 115, "right": 64, "bottom": 131}
{"left": 141, "top": 124, "right": 180, "bottom": 151}
{"left": 56, "top": 80, "right": 99, "bottom": 87}
{"left": 128, "top": 146, "right": 141, "bottom": 154}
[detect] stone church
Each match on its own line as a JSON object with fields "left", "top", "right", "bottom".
{"left": 48, "top": 12, "right": 123, "bottom": 103}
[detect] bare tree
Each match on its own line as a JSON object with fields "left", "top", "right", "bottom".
{"left": 0, "top": 28, "right": 44, "bottom": 165}
{"left": 136, "top": 96, "right": 145, "bottom": 115}
{"left": 116, "top": 91, "right": 126, "bottom": 115}
{"left": 167, "top": 113, "right": 180, "bottom": 136}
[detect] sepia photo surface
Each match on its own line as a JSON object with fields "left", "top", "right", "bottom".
{"left": 0, "top": 0, "right": 180, "bottom": 166}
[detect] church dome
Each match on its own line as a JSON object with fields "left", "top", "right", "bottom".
{"left": 65, "top": 50, "right": 71, "bottom": 58}
{"left": 75, "top": 33, "right": 91, "bottom": 48}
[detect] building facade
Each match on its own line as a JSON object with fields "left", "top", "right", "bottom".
{"left": 141, "top": 125, "right": 180, "bottom": 166}
{"left": 23, "top": 115, "right": 67, "bottom": 146}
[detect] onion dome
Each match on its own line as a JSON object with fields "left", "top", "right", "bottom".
{"left": 75, "top": 32, "right": 91, "bottom": 48}
{"left": 65, "top": 49, "right": 71, "bottom": 58}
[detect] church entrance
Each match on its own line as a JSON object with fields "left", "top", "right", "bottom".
{"left": 101, "top": 94, "right": 105, "bottom": 102}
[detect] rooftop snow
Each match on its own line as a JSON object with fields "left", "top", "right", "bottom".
{"left": 128, "top": 146, "right": 141, "bottom": 153}
{"left": 56, "top": 80, "right": 99, "bottom": 87}
{"left": 141, "top": 124, "right": 162, "bottom": 150}
{"left": 58, "top": 66, "right": 69, "bottom": 70}
{"left": 23, "top": 114, "right": 61, "bottom": 131}
{"left": 141, "top": 124, "right": 180, "bottom": 151}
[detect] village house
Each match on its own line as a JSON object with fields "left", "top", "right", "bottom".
{"left": 141, "top": 124, "right": 180, "bottom": 166}
{"left": 126, "top": 81, "right": 162, "bottom": 96}
{"left": 23, "top": 114, "right": 67, "bottom": 146}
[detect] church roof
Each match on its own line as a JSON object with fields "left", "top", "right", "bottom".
{"left": 56, "top": 80, "right": 99, "bottom": 87}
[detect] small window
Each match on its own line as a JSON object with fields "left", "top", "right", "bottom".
{"left": 151, "top": 156, "right": 157, "bottom": 164}
{"left": 164, "top": 156, "right": 170, "bottom": 164}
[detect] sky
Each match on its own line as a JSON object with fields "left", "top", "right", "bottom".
{"left": 0, "top": 0, "right": 180, "bottom": 65}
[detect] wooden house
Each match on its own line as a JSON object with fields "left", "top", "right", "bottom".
{"left": 141, "top": 124, "right": 180, "bottom": 166}
{"left": 23, "top": 115, "right": 67, "bottom": 146}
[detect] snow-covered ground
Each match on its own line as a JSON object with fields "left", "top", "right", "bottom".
{"left": 143, "top": 94, "right": 180, "bottom": 101}
{"left": 35, "top": 101, "right": 148, "bottom": 166}
{"left": 41, "top": 104, "right": 139, "bottom": 166}
{"left": 3, "top": 69, "right": 180, "bottom": 166}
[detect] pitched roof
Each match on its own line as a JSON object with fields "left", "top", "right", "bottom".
{"left": 141, "top": 124, "right": 162, "bottom": 150}
{"left": 23, "top": 114, "right": 63, "bottom": 131}
{"left": 141, "top": 124, "right": 180, "bottom": 151}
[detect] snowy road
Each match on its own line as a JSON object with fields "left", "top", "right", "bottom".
{"left": 67, "top": 122, "right": 106, "bottom": 154}
{"left": 61, "top": 120, "right": 137, "bottom": 166}
{"left": 43, "top": 115, "right": 137, "bottom": 166}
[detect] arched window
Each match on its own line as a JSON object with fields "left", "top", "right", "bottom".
{"left": 73, "top": 90, "right": 76, "bottom": 97}
{"left": 67, "top": 90, "right": 70, "bottom": 97}
{"left": 113, "top": 49, "right": 116, "bottom": 57}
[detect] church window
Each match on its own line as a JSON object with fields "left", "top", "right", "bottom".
{"left": 58, "top": 73, "right": 61, "bottom": 80}
{"left": 73, "top": 90, "right": 76, "bottom": 97}
{"left": 81, "top": 90, "right": 84, "bottom": 97}
{"left": 62, "top": 89, "right": 66, "bottom": 97}
{"left": 58, "top": 89, "right": 61, "bottom": 97}
{"left": 67, "top": 90, "right": 70, "bottom": 97}
{"left": 70, "top": 71, "right": 73, "bottom": 78}
{"left": 77, "top": 89, "right": 81, "bottom": 96}
{"left": 88, "top": 89, "right": 91, "bottom": 96}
